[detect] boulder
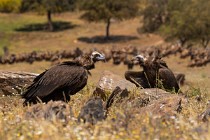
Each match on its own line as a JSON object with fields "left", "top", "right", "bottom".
{"left": 0, "top": 71, "right": 38, "bottom": 96}
{"left": 107, "top": 87, "right": 187, "bottom": 117}
{"left": 24, "top": 101, "right": 72, "bottom": 122}
{"left": 97, "top": 70, "right": 136, "bottom": 91}
{"left": 198, "top": 100, "right": 210, "bottom": 122}
{"left": 93, "top": 70, "right": 136, "bottom": 100}
{"left": 78, "top": 97, "right": 106, "bottom": 124}
{"left": 138, "top": 91, "right": 184, "bottom": 116}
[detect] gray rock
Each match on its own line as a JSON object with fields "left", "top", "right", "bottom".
{"left": 0, "top": 71, "right": 38, "bottom": 96}
{"left": 108, "top": 87, "right": 187, "bottom": 116}
{"left": 93, "top": 70, "right": 136, "bottom": 100}
{"left": 78, "top": 97, "right": 106, "bottom": 124}
{"left": 198, "top": 101, "right": 210, "bottom": 122}
{"left": 24, "top": 101, "right": 72, "bottom": 122}
{"left": 95, "top": 70, "right": 136, "bottom": 90}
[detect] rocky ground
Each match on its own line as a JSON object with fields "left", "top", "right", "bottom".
{"left": 0, "top": 70, "right": 209, "bottom": 140}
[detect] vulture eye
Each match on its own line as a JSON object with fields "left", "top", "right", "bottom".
{"left": 132, "top": 55, "right": 145, "bottom": 64}
{"left": 91, "top": 51, "right": 105, "bottom": 62}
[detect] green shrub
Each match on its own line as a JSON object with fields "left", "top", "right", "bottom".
{"left": 0, "top": 0, "right": 21, "bottom": 13}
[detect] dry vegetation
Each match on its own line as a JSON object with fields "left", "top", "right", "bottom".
{"left": 0, "top": 12, "right": 210, "bottom": 139}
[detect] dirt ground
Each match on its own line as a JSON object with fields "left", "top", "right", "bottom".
{"left": 0, "top": 12, "right": 210, "bottom": 140}
{"left": 0, "top": 13, "right": 209, "bottom": 94}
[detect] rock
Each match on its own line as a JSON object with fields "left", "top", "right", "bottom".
{"left": 78, "top": 97, "right": 106, "bottom": 124}
{"left": 94, "top": 71, "right": 187, "bottom": 117}
{"left": 138, "top": 93, "right": 184, "bottom": 116}
{"left": 198, "top": 101, "right": 210, "bottom": 122}
{"left": 97, "top": 70, "right": 136, "bottom": 91}
{"left": 137, "top": 89, "right": 187, "bottom": 116}
{"left": 0, "top": 71, "right": 38, "bottom": 96}
{"left": 109, "top": 88, "right": 187, "bottom": 117}
{"left": 106, "top": 86, "right": 129, "bottom": 109}
{"left": 24, "top": 101, "right": 72, "bottom": 122}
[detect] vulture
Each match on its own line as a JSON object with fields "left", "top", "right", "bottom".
{"left": 22, "top": 51, "right": 105, "bottom": 105}
{"left": 125, "top": 54, "right": 180, "bottom": 93}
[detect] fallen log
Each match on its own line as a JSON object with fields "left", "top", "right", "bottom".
{"left": 0, "top": 71, "right": 38, "bottom": 96}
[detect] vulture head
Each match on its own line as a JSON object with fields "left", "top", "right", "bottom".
{"left": 132, "top": 55, "right": 146, "bottom": 66}
{"left": 76, "top": 51, "right": 105, "bottom": 70}
{"left": 91, "top": 51, "right": 106, "bottom": 62}
{"left": 132, "top": 53, "right": 167, "bottom": 69}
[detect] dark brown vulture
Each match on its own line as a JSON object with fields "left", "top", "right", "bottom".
{"left": 22, "top": 51, "right": 105, "bottom": 105}
{"left": 125, "top": 54, "right": 180, "bottom": 93}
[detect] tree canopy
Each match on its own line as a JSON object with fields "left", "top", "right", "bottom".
{"left": 141, "top": 0, "right": 210, "bottom": 47}
{"left": 78, "top": 0, "right": 139, "bottom": 39}
{"left": 20, "top": 0, "right": 75, "bottom": 31}
{"left": 0, "top": 0, "right": 22, "bottom": 13}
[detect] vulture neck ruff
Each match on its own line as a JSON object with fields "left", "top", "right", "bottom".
{"left": 74, "top": 55, "right": 95, "bottom": 70}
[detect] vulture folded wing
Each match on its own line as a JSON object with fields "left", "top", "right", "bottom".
{"left": 158, "top": 68, "right": 180, "bottom": 92}
{"left": 22, "top": 64, "right": 87, "bottom": 102}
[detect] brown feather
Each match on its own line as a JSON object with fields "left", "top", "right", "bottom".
{"left": 22, "top": 52, "right": 104, "bottom": 105}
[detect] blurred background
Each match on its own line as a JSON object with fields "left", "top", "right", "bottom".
{"left": 0, "top": 0, "right": 209, "bottom": 89}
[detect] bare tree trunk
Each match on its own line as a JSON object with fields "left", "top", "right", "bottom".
{"left": 47, "top": 10, "right": 54, "bottom": 31}
{"left": 179, "top": 37, "right": 187, "bottom": 46}
{"left": 105, "top": 18, "right": 111, "bottom": 40}
{"left": 201, "top": 38, "right": 209, "bottom": 48}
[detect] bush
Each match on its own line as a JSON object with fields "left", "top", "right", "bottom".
{"left": 0, "top": 0, "right": 21, "bottom": 13}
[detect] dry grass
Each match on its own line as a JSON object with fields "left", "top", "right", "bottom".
{"left": 0, "top": 86, "right": 209, "bottom": 140}
{"left": 0, "top": 12, "right": 210, "bottom": 140}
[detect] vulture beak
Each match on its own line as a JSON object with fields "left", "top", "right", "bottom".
{"left": 91, "top": 51, "right": 106, "bottom": 62}
{"left": 132, "top": 55, "right": 145, "bottom": 65}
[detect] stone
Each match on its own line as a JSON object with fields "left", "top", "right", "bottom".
{"left": 0, "top": 71, "right": 38, "bottom": 96}
{"left": 93, "top": 70, "right": 136, "bottom": 100}
{"left": 95, "top": 70, "right": 136, "bottom": 91}
{"left": 78, "top": 97, "right": 106, "bottom": 124}
{"left": 198, "top": 100, "right": 210, "bottom": 122}
{"left": 24, "top": 101, "right": 72, "bottom": 122}
{"left": 108, "top": 88, "right": 187, "bottom": 117}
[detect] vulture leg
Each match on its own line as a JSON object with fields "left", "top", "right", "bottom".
{"left": 42, "top": 90, "right": 71, "bottom": 103}
{"left": 125, "top": 71, "right": 150, "bottom": 88}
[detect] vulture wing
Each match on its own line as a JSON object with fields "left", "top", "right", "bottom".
{"left": 158, "top": 68, "right": 180, "bottom": 92}
{"left": 22, "top": 63, "right": 88, "bottom": 103}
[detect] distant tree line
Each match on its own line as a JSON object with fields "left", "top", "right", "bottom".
{"left": 141, "top": 0, "right": 210, "bottom": 48}
{"left": 0, "top": 0, "right": 209, "bottom": 47}
{"left": 0, "top": 0, "right": 22, "bottom": 13}
{"left": 77, "top": 0, "right": 139, "bottom": 39}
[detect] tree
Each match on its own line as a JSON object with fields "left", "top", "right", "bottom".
{"left": 0, "top": 0, "right": 21, "bottom": 13}
{"left": 78, "top": 0, "right": 139, "bottom": 39}
{"left": 142, "top": 0, "right": 169, "bottom": 32}
{"left": 20, "top": 0, "right": 75, "bottom": 31}
{"left": 161, "top": 0, "right": 210, "bottom": 47}
{"left": 192, "top": 0, "right": 210, "bottom": 48}
{"left": 160, "top": 0, "right": 194, "bottom": 45}
{"left": 141, "top": 0, "right": 210, "bottom": 47}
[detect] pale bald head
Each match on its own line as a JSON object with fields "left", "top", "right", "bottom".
{"left": 91, "top": 51, "right": 105, "bottom": 62}
{"left": 132, "top": 54, "right": 146, "bottom": 64}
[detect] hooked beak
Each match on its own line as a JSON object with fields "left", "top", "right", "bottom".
{"left": 91, "top": 51, "right": 106, "bottom": 62}
{"left": 132, "top": 55, "right": 145, "bottom": 65}
{"left": 96, "top": 54, "right": 106, "bottom": 62}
